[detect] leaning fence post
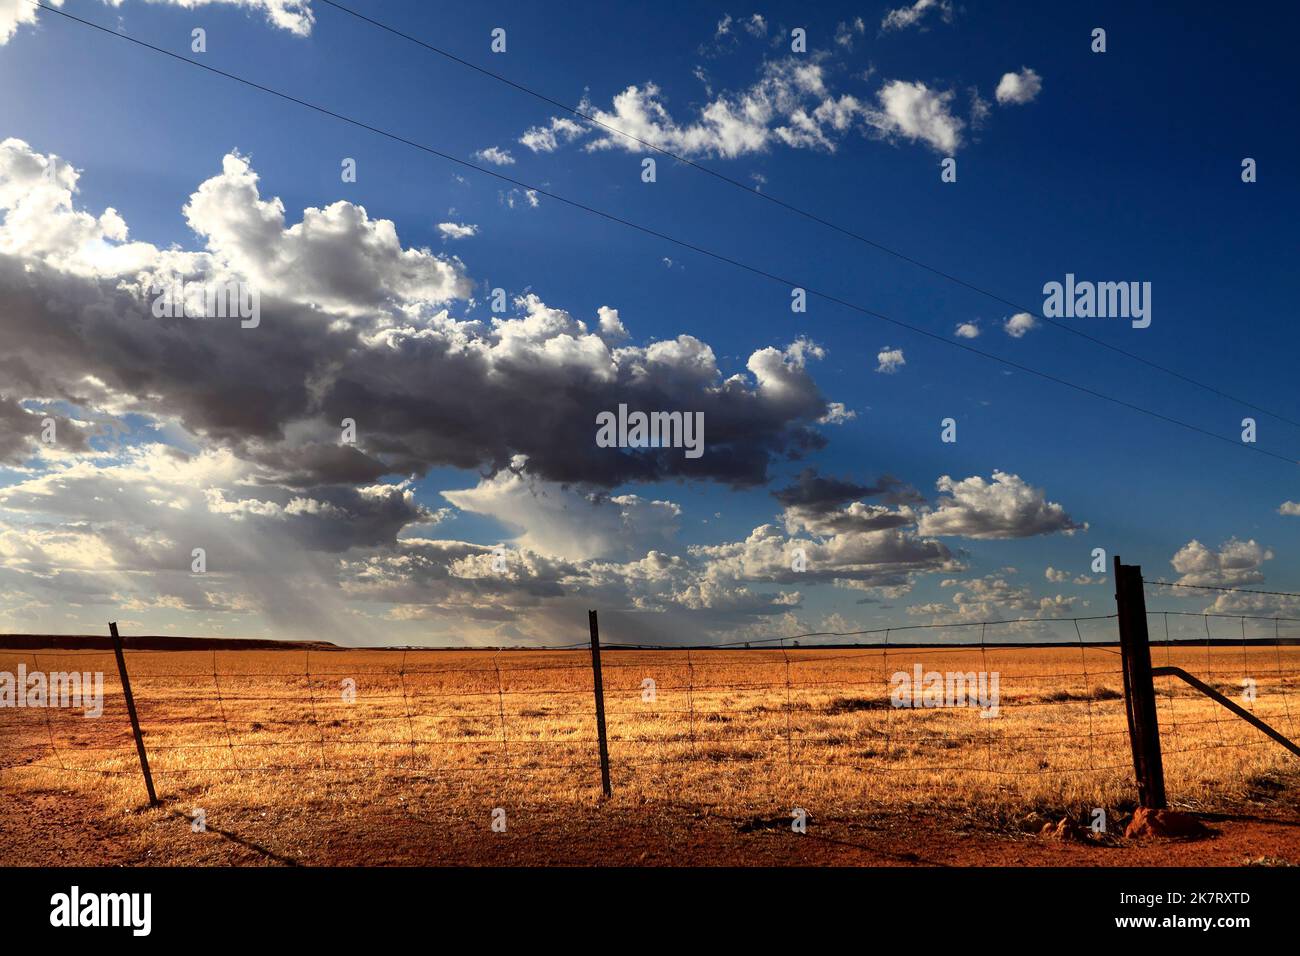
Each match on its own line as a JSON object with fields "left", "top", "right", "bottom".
{"left": 1113, "top": 558, "right": 1166, "bottom": 809}
{"left": 109, "top": 622, "right": 159, "bottom": 806}
{"left": 588, "top": 610, "right": 612, "bottom": 797}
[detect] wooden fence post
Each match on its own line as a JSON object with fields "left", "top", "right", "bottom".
{"left": 1113, "top": 558, "right": 1166, "bottom": 809}
{"left": 109, "top": 622, "right": 159, "bottom": 806}
{"left": 588, "top": 610, "right": 612, "bottom": 797}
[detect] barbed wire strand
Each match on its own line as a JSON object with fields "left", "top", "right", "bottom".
{"left": 30, "top": 652, "right": 66, "bottom": 771}
{"left": 882, "top": 628, "right": 893, "bottom": 761}
{"left": 211, "top": 648, "right": 240, "bottom": 772}
{"left": 1145, "top": 580, "right": 1300, "bottom": 598}
{"left": 1161, "top": 613, "right": 1180, "bottom": 743}
{"left": 397, "top": 647, "right": 418, "bottom": 763}
{"left": 1074, "top": 619, "right": 1097, "bottom": 769}
{"left": 492, "top": 649, "right": 510, "bottom": 781}
{"left": 780, "top": 636, "right": 794, "bottom": 766}
{"left": 1276, "top": 618, "right": 1297, "bottom": 737}
{"left": 304, "top": 649, "right": 329, "bottom": 771}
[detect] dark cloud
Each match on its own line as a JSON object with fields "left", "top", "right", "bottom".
{"left": 0, "top": 394, "right": 91, "bottom": 463}
{"left": 773, "top": 468, "right": 924, "bottom": 512}
{"left": 0, "top": 255, "right": 834, "bottom": 490}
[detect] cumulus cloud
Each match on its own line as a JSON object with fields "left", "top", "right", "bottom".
{"left": 1004, "top": 312, "right": 1038, "bottom": 338}
{"left": 692, "top": 521, "right": 956, "bottom": 590}
{"left": 0, "top": 443, "right": 415, "bottom": 640}
{"left": 0, "top": 137, "right": 1090, "bottom": 645}
{"left": 1170, "top": 538, "right": 1273, "bottom": 588}
{"left": 573, "top": 60, "right": 840, "bottom": 158}
{"left": 473, "top": 146, "right": 516, "bottom": 165}
{"left": 912, "top": 571, "right": 1075, "bottom": 623}
{"left": 0, "top": 0, "right": 59, "bottom": 47}
{"left": 0, "top": 137, "right": 157, "bottom": 276}
{"left": 520, "top": 116, "right": 587, "bottom": 154}
{"left": 518, "top": 58, "right": 957, "bottom": 160}
{"left": 917, "top": 471, "right": 1086, "bottom": 539}
{"left": 513, "top": 43, "right": 988, "bottom": 161}
{"left": 817, "top": 402, "right": 855, "bottom": 425}
{"left": 774, "top": 468, "right": 921, "bottom": 510}
{"left": 0, "top": 434, "right": 814, "bottom": 643}
{"left": 881, "top": 0, "right": 954, "bottom": 32}
{"left": 995, "top": 67, "right": 1042, "bottom": 106}
{"left": 774, "top": 468, "right": 923, "bottom": 535}
{"left": 1279, "top": 501, "right": 1300, "bottom": 516}
{"left": 0, "top": 396, "right": 92, "bottom": 465}
{"left": 1197, "top": 588, "right": 1300, "bottom": 621}
{"left": 181, "top": 152, "right": 473, "bottom": 314}
{"left": 863, "top": 80, "right": 964, "bottom": 153}
{"left": 437, "top": 221, "right": 478, "bottom": 240}
{"left": 954, "top": 321, "right": 980, "bottom": 339}
{"left": 875, "top": 346, "right": 906, "bottom": 374}
{"left": 1, "top": 0, "right": 313, "bottom": 47}
{"left": 0, "top": 140, "right": 843, "bottom": 493}
{"left": 328, "top": 480, "right": 964, "bottom": 643}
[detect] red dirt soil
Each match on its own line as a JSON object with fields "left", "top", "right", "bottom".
{"left": 3, "top": 775, "right": 1298, "bottom": 866}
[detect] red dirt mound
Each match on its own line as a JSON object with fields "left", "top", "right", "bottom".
{"left": 1124, "top": 807, "right": 1211, "bottom": 840}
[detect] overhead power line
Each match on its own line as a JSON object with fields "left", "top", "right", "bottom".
{"left": 29, "top": 2, "right": 1300, "bottom": 467}
{"left": 315, "top": 0, "right": 1300, "bottom": 432}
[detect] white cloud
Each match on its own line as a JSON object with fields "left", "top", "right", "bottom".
{"left": 995, "top": 67, "right": 1043, "bottom": 106}
{"left": 917, "top": 472, "right": 1087, "bottom": 539}
{"left": 519, "top": 116, "right": 586, "bottom": 153}
{"left": 1004, "top": 312, "right": 1038, "bottom": 338}
{"left": 0, "top": 139, "right": 842, "bottom": 495}
{"left": 875, "top": 346, "right": 906, "bottom": 374}
{"left": 954, "top": 321, "right": 980, "bottom": 339}
{"left": 437, "top": 222, "right": 478, "bottom": 240}
{"left": 692, "top": 521, "right": 956, "bottom": 590}
{"left": 0, "top": 136, "right": 159, "bottom": 275}
{"left": 181, "top": 151, "right": 472, "bottom": 314}
{"left": 0, "top": 0, "right": 60, "bottom": 46}
{"left": 1279, "top": 501, "right": 1300, "bottom": 516}
{"left": 519, "top": 59, "right": 875, "bottom": 160}
{"left": 0, "top": 444, "right": 421, "bottom": 640}
{"left": 1, "top": 0, "right": 313, "bottom": 47}
{"left": 914, "top": 571, "right": 1075, "bottom": 623}
{"left": 499, "top": 187, "right": 541, "bottom": 209}
{"left": 817, "top": 402, "right": 856, "bottom": 425}
{"left": 0, "top": 140, "right": 474, "bottom": 315}
{"left": 1171, "top": 538, "right": 1273, "bottom": 587}
{"left": 512, "top": 50, "right": 988, "bottom": 161}
{"left": 864, "top": 80, "right": 964, "bottom": 153}
{"left": 834, "top": 17, "right": 866, "bottom": 48}
{"left": 441, "top": 463, "right": 682, "bottom": 562}
{"left": 881, "top": 0, "right": 953, "bottom": 32}
{"left": 474, "top": 146, "right": 516, "bottom": 166}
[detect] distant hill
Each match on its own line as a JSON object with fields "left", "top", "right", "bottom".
{"left": 0, "top": 634, "right": 340, "bottom": 651}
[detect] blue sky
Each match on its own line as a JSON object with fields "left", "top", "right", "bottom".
{"left": 0, "top": 0, "right": 1296, "bottom": 645}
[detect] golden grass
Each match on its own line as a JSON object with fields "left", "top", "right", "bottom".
{"left": 3, "top": 644, "right": 1299, "bottom": 828}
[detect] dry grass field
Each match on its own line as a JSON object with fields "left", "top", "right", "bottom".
{"left": 3, "top": 641, "right": 1299, "bottom": 866}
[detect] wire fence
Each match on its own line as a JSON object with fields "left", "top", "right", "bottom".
{"left": 1140, "top": 582, "right": 1300, "bottom": 805}
{"left": 4, "top": 604, "right": 1299, "bottom": 818}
